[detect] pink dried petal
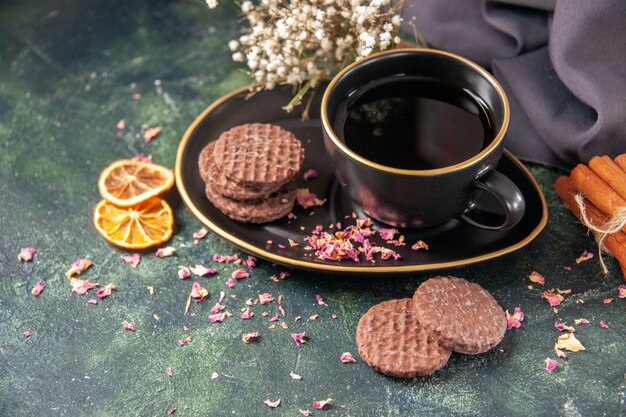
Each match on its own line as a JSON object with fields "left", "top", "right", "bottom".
{"left": 575, "top": 249, "right": 593, "bottom": 263}
{"left": 120, "top": 253, "right": 140, "bottom": 268}
{"left": 544, "top": 358, "right": 558, "bottom": 373}
{"left": 97, "top": 283, "right": 116, "bottom": 299}
{"left": 563, "top": 266, "right": 572, "bottom": 271}
{"left": 299, "top": 410, "right": 312, "bottom": 416}
{"left": 542, "top": 290, "right": 564, "bottom": 307}
{"left": 505, "top": 307, "right": 524, "bottom": 330}
{"left": 303, "top": 169, "right": 317, "bottom": 180}
{"left": 155, "top": 247, "right": 176, "bottom": 257}
{"left": 116, "top": 119, "right": 126, "bottom": 129}
{"left": 340, "top": 352, "right": 357, "bottom": 363}
{"left": 312, "top": 397, "right": 333, "bottom": 410}
{"left": 599, "top": 320, "right": 609, "bottom": 329}
{"left": 618, "top": 284, "right": 626, "bottom": 298}
{"left": 122, "top": 321, "right": 136, "bottom": 332}
{"left": 87, "top": 298, "right": 98, "bottom": 305}
{"left": 190, "top": 281, "right": 208, "bottom": 301}
{"left": 554, "top": 322, "right": 575, "bottom": 333}
{"left": 288, "top": 239, "right": 299, "bottom": 247}
{"left": 603, "top": 298, "right": 614, "bottom": 304}
{"left": 225, "top": 277, "right": 236, "bottom": 288}
{"left": 208, "top": 313, "right": 226, "bottom": 323}
{"left": 165, "top": 367, "right": 173, "bottom": 377}
{"left": 411, "top": 240, "right": 429, "bottom": 251}
{"left": 243, "top": 256, "right": 257, "bottom": 269}
{"left": 132, "top": 93, "right": 141, "bottom": 100}
{"left": 70, "top": 278, "right": 99, "bottom": 295}
{"left": 379, "top": 228, "right": 398, "bottom": 241}
{"left": 280, "top": 322, "right": 289, "bottom": 329}
{"left": 211, "top": 303, "right": 225, "bottom": 314}
{"left": 23, "top": 330, "right": 31, "bottom": 337}
{"left": 315, "top": 294, "right": 327, "bottom": 306}
{"left": 259, "top": 292, "right": 274, "bottom": 305}
{"left": 574, "top": 318, "right": 590, "bottom": 325}
{"left": 296, "top": 188, "right": 326, "bottom": 209}
{"left": 65, "top": 258, "right": 93, "bottom": 279}
{"left": 193, "top": 227, "right": 208, "bottom": 240}
{"left": 231, "top": 269, "right": 249, "bottom": 280}
{"left": 278, "top": 305, "right": 286, "bottom": 316}
{"left": 555, "top": 348, "right": 567, "bottom": 359}
{"left": 291, "top": 332, "right": 306, "bottom": 347}
{"left": 18, "top": 247, "right": 37, "bottom": 262}
{"left": 242, "top": 331, "right": 260, "bottom": 343}
{"left": 132, "top": 153, "right": 152, "bottom": 162}
{"left": 280, "top": 271, "right": 290, "bottom": 279}
{"left": 178, "top": 266, "right": 191, "bottom": 280}
{"left": 143, "top": 126, "right": 162, "bottom": 142}
{"left": 331, "top": 313, "right": 337, "bottom": 319}
{"left": 528, "top": 271, "right": 545, "bottom": 285}
{"left": 178, "top": 339, "right": 187, "bottom": 346}
{"left": 212, "top": 254, "right": 240, "bottom": 263}
{"left": 278, "top": 244, "right": 286, "bottom": 249}
{"left": 309, "top": 314, "right": 318, "bottom": 320}
{"left": 31, "top": 281, "right": 45, "bottom": 296}
{"left": 190, "top": 264, "right": 218, "bottom": 277}
{"left": 263, "top": 399, "right": 281, "bottom": 408}
{"left": 269, "top": 315, "right": 279, "bottom": 322}
{"left": 241, "top": 308, "right": 254, "bottom": 319}
{"left": 167, "top": 407, "right": 177, "bottom": 415}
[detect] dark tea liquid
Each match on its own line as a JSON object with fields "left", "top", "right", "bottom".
{"left": 336, "top": 76, "right": 495, "bottom": 170}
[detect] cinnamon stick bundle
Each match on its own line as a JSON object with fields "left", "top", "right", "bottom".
{"left": 554, "top": 176, "right": 626, "bottom": 272}
{"left": 588, "top": 155, "right": 626, "bottom": 201}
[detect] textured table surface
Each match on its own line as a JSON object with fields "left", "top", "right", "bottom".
{"left": 1, "top": 1, "right": 624, "bottom": 416}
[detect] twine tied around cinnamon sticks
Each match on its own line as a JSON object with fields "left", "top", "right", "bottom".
{"left": 574, "top": 193, "right": 626, "bottom": 273}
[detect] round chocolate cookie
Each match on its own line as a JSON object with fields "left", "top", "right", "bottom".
{"left": 412, "top": 276, "right": 506, "bottom": 354}
{"left": 205, "top": 180, "right": 296, "bottom": 223}
{"left": 212, "top": 123, "right": 304, "bottom": 188}
{"left": 198, "top": 141, "right": 215, "bottom": 183}
{"left": 356, "top": 298, "right": 451, "bottom": 378}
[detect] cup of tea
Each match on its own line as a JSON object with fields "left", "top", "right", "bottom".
{"left": 321, "top": 48, "right": 525, "bottom": 229}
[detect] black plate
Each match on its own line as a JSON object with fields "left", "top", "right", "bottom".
{"left": 175, "top": 85, "right": 547, "bottom": 274}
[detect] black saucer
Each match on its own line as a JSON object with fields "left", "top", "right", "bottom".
{"left": 175, "top": 85, "right": 547, "bottom": 274}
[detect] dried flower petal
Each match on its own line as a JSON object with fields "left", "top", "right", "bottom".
{"left": 165, "top": 367, "right": 173, "bottom": 377}
{"left": 120, "top": 253, "right": 140, "bottom": 268}
{"left": 269, "top": 314, "right": 279, "bottom": 322}
{"left": 528, "top": 271, "right": 545, "bottom": 285}
{"left": 212, "top": 254, "right": 240, "bottom": 263}
{"left": 259, "top": 292, "right": 274, "bottom": 305}
{"left": 340, "top": 352, "right": 357, "bottom": 363}
{"left": 178, "top": 339, "right": 187, "bottom": 346}
{"left": 243, "top": 256, "right": 257, "bottom": 269}
{"left": 303, "top": 169, "right": 317, "bottom": 180}
{"left": 155, "top": 247, "right": 176, "bottom": 257}
{"left": 505, "top": 307, "right": 524, "bottom": 330}
{"left": 225, "top": 277, "right": 236, "bottom": 288}
{"left": 31, "top": 281, "right": 45, "bottom": 296}
{"left": 315, "top": 294, "right": 327, "bottom": 306}
{"left": 291, "top": 331, "right": 306, "bottom": 347}
{"left": 575, "top": 249, "right": 593, "bottom": 263}
{"left": 309, "top": 314, "right": 318, "bottom": 321}
{"left": 65, "top": 259, "right": 93, "bottom": 279}
{"left": 242, "top": 331, "right": 260, "bottom": 343}
{"left": 122, "top": 321, "right": 136, "bottom": 332}
{"left": 193, "top": 227, "right": 208, "bottom": 240}
{"left": 70, "top": 278, "right": 99, "bottom": 295}
{"left": 190, "top": 281, "right": 209, "bottom": 302}
{"left": 617, "top": 284, "right": 626, "bottom": 298}
{"left": 574, "top": 318, "right": 590, "bottom": 325}
{"left": 167, "top": 407, "right": 177, "bottom": 415}
{"left": 23, "top": 330, "right": 31, "bottom": 337}
{"left": 211, "top": 303, "right": 225, "bottom": 314}
{"left": 312, "top": 397, "right": 333, "bottom": 410}
{"left": 542, "top": 290, "right": 564, "bottom": 307}
{"left": 603, "top": 298, "right": 614, "bottom": 304}
{"left": 554, "top": 322, "right": 575, "bottom": 333}
{"left": 241, "top": 307, "right": 254, "bottom": 319}
{"left": 190, "top": 264, "right": 218, "bottom": 277}
{"left": 296, "top": 188, "right": 326, "bottom": 208}
{"left": 331, "top": 313, "right": 337, "bottom": 319}
{"left": 143, "top": 126, "right": 161, "bottom": 142}
{"left": 264, "top": 399, "right": 281, "bottom": 408}
{"left": 411, "top": 240, "right": 429, "bottom": 251}
{"left": 555, "top": 348, "right": 567, "bottom": 359}
{"left": 178, "top": 266, "right": 191, "bottom": 280}
{"left": 544, "top": 358, "right": 558, "bottom": 373}
{"left": 132, "top": 153, "right": 152, "bottom": 162}
{"left": 87, "top": 298, "right": 98, "bottom": 305}
{"left": 18, "top": 247, "right": 37, "bottom": 262}
{"left": 299, "top": 410, "right": 312, "bottom": 416}
{"left": 97, "top": 283, "right": 116, "bottom": 299}
{"left": 231, "top": 269, "right": 249, "bottom": 280}
{"left": 116, "top": 119, "right": 126, "bottom": 129}
{"left": 555, "top": 333, "right": 585, "bottom": 352}
{"left": 599, "top": 320, "right": 609, "bottom": 329}
{"left": 209, "top": 313, "right": 226, "bottom": 323}
{"left": 211, "top": 372, "right": 219, "bottom": 379}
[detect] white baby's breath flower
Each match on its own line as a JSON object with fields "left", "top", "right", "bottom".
{"left": 228, "top": 40, "right": 239, "bottom": 51}
{"left": 206, "top": 0, "right": 219, "bottom": 9}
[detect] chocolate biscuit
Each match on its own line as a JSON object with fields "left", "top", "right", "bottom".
{"left": 212, "top": 123, "right": 304, "bottom": 188}
{"left": 356, "top": 298, "right": 451, "bottom": 378}
{"left": 412, "top": 276, "right": 506, "bottom": 354}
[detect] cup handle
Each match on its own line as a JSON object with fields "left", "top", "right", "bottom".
{"left": 459, "top": 170, "right": 525, "bottom": 231}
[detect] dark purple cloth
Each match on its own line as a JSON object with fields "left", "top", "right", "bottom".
{"left": 402, "top": 0, "right": 626, "bottom": 168}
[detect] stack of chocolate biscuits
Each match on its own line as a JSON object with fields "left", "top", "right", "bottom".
{"left": 198, "top": 123, "right": 304, "bottom": 223}
{"left": 356, "top": 276, "right": 506, "bottom": 378}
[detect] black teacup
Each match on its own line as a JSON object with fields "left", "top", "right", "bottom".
{"left": 321, "top": 48, "right": 525, "bottom": 229}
